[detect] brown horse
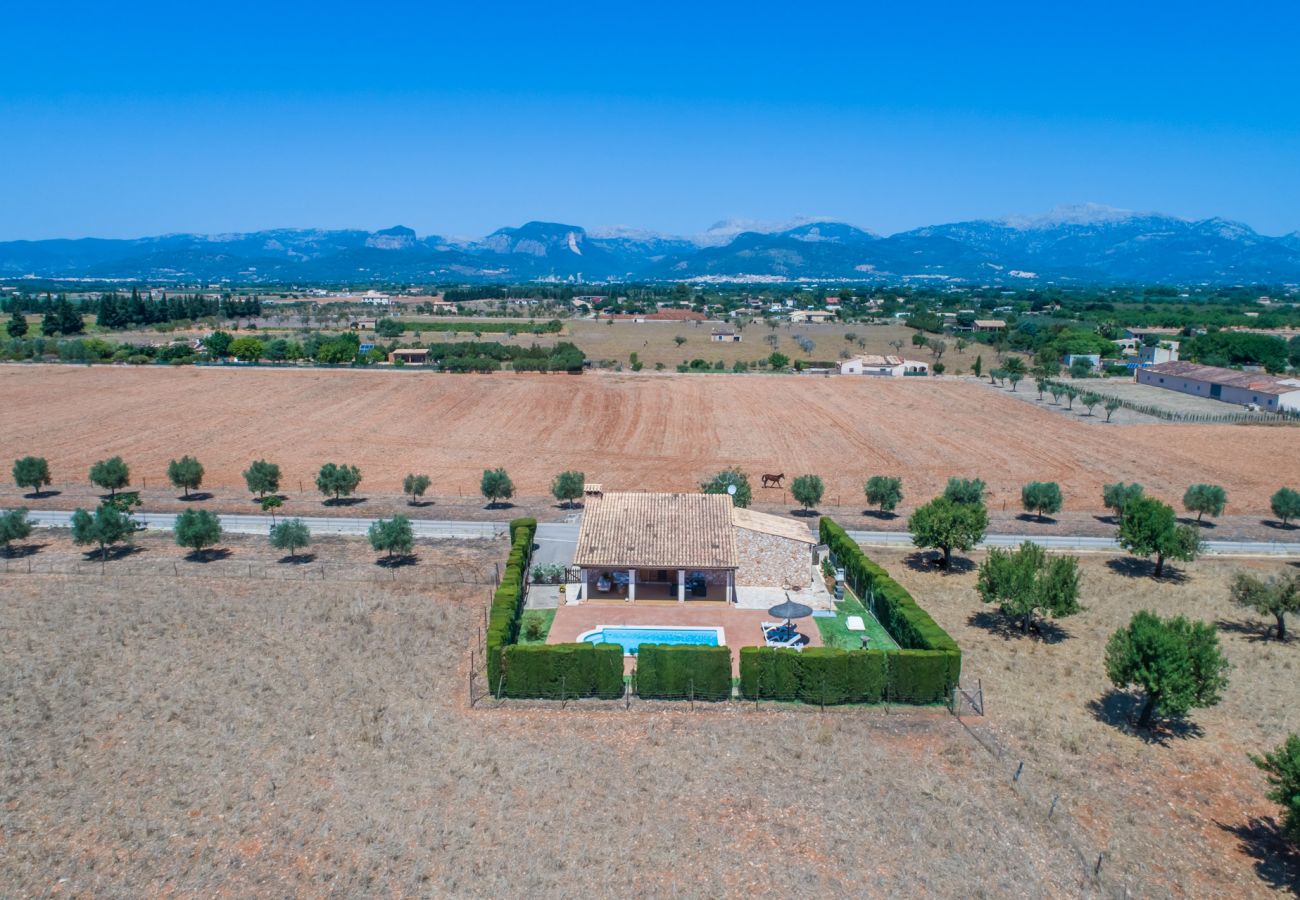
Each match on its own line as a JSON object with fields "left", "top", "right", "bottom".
{"left": 761, "top": 473, "right": 785, "bottom": 488}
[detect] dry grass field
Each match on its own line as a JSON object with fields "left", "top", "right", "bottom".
{"left": 3, "top": 366, "right": 1299, "bottom": 518}
{"left": 2, "top": 532, "right": 1091, "bottom": 897}
{"left": 878, "top": 547, "right": 1300, "bottom": 896}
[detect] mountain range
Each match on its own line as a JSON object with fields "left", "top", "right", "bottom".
{"left": 3, "top": 205, "right": 1299, "bottom": 285}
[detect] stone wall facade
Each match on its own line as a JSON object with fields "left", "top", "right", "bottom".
{"left": 735, "top": 528, "right": 811, "bottom": 588}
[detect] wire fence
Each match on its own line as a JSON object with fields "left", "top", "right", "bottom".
{"left": 0, "top": 553, "right": 496, "bottom": 585}
{"left": 1042, "top": 379, "right": 1300, "bottom": 426}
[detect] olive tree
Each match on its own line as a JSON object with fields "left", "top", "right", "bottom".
{"left": 976, "top": 541, "right": 1082, "bottom": 634}
{"left": 243, "top": 459, "right": 281, "bottom": 499}
{"left": 551, "top": 470, "right": 585, "bottom": 508}
{"left": 89, "top": 456, "right": 130, "bottom": 498}
{"left": 790, "top": 474, "right": 824, "bottom": 512}
{"left": 1270, "top": 487, "right": 1300, "bottom": 527}
{"left": 403, "top": 473, "right": 432, "bottom": 505}
{"left": 1020, "top": 481, "right": 1063, "bottom": 521}
{"left": 1182, "top": 483, "right": 1227, "bottom": 524}
{"left": 316, "top": 462, "right": 362, "bottom": 502}
{"left": 167, "top": 455, "right": 205, "bottom": 500}
{"left": 1251, "top": 734, "right": 1300, "bottom": 844}
{"left": 12, "top": 456, "right": 51, "bottom": 496}
{"left": 908, "top": 496, "right": 988, "bottom": 568}
{"left": 0, "top": 507, "right": 34, "bottom": 555}
{"left": 1230, "top": 570, "right": 1300, "bottom": 641}
{"left": 174, "top": 508, "right": 222, "bottom": 556}
{"left": 1104, "top": 610, "right": 1229, "bottom": 729}
{"left": 369, "top": 515, "right": 414, "bottom": 560}
{"left": 480, "top": 468, "right": 515, "bottom": 507}
{"left": 269, "top": 518, "right": 311, "bottom": 560}
{"left": 864, "top": 475, "right": 903, "bottom": 515}
{"left": 1102, "top": 482, "right": 1144, "bottom": 525}
{"left": 1117, "top": 496, "right": 1201, "bottom": 578}
{"left": 943, "top": 477, "right": 986, "bottom": 506}
{"left": 70, "top": 502, "right": 138, "bottom": 560}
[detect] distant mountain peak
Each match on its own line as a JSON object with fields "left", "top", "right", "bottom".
{"left": 999, "top": 203, "right": 1140, "bottom": 230}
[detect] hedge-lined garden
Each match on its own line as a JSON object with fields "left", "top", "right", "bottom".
{"left": 485, "top": 517, "right": 622, "bottom": 699}
{"left": 732, "top": 519, "right": 963, "bottom": 705}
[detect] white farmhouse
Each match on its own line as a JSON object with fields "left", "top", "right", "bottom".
{"left": 838, "top": 355, "right": 929, "bottom": 377}
{"left": 1137, "top": 361, "right": 1300, "bottom": 412}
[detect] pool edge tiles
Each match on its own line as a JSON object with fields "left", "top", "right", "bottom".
{"left": 576, "top": 625, "right": 726, "bottom": 656}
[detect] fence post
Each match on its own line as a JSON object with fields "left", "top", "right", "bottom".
{"left": 689, "top": 676, "right": 695, "bottom": 711}
{"left": 560, "top": 674, "right": 566, "bottom": 709}
{"left": 1014, "top": 760, "right": 1024, "bottom": 782}
{"left": 821, "top": 676, "right": 826, "bottom": 711}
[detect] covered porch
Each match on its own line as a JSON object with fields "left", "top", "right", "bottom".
{"left": 579, "top": 566, "right": 734, "bottom": 603}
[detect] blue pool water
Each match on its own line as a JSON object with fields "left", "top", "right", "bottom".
{"left": 579, "top": 626, "right": 722, "bottom": 655}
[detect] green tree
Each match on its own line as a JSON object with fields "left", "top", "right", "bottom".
{"left": 204, "top": 330, "right": 233, "bottom": 357}
{"left": 368, "top": 515, "right": 414, "bottom": 559}
{"left": 908, "top": 496, "right": 988, "bottom": 568}
{"left": 1104, "top": 610, "right": 1230, "bottom": 728}
{"left": 1102, "top": 482, "right": 1144, "bottom": 525}
{"left": 1021, "top": 481, "right": 1063, "bottom": 521}
{"left": 0, "top": 507, "right": 34, "bottom": 555}
{"left": 403, "top": 473, "right": 432, "bottom": 505}
{"left": 480, "top": 468, "right": 515, "bottom": 507}
{"left": 316, "top": 463, "right": 362, "bottom": 502}
{"left": 1003, "top": 356, "right": 1026, "bottom": 390}
{"left": 1069, "top": 358, "right": 1093, "bottom": 379}
{"left": 1230, "top": 570, "right": 1300, "bottom": 641}
{"left": 12, "top": 456, "right": 51, "bottom": 495}
{"left": 700, "top": 467, "right": 752, "bottom": 508}
{"left": 768, "top": 351, "right": 790, "bottom": 370}
{"left": 1080, "top": 392, "right": 1101, "bottom": 416}
{"left": 1251, "top": 734, "right": 1300, "bottom": 844}
{"left": 88, "top": 456, "right": 130, "bottom": 498}
{"left": 228, "top": 336, "right": 264, "bottom": 362}
{"left": 673, "top": 335, "right": 687, "bottom": 347}
{"left": 1270, "top": 487, "right": 1300, "bottom": 527}
{"left": 976, "top": 540, "right": 1082, "bottom": 634}
{"left": 790, "top": 474, "right": 824, "bottom": 511}
{"left": 166, "top": 455, "right": 205, "bottom": 499}
{"left": 243, "top": 460, "right": 281, "bottom": 499}
{"left": 864, "top": 475, "right": 903, "bottom": 515}
{"left": 269, "top": 518, "right": 311, "bottom": 560}
{"left": 1118, "top": 496, "right": 1201, "bottom": 578}
{"left": 1064, "top": 386, "right": 1079, "bottom": 409}
{"left": 174, "top": 508, "right": 222, "bottom": 555}
{"left": 943, "top": 477, "right": 986, "bottom": 506}
{"left": 1034, "top": 377, "right": 1048, "bottom": 400}
{"left": 551, "top": 470, "right": 584, "bottom": 508}
{"left": 1104, "top": 397, "right": 1121, "bottom": 422}
{"left": 1182, "top": 484, "right": 1227, "bottom": 524}
{"left": 70, "top": 502, "right": 139, "bottom": 560}
{"left": 6, "top": 308, "right": 28, "bottom": 338}
{"left": 260, "top": 494, "right": 282, "bottom": 521}
{"left": 972, "top": 354, "right": 983, "bottom": 378}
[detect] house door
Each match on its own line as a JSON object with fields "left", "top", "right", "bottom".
{"left": 1209, "top": 384, "right": 1222, "bottom": 399}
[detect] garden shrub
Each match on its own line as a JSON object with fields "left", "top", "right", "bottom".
{"left": 740, "top": 647, "right": 886, "bottom": 703}
{"left": 636, "top": 644, "right": 731, "bottom": 700}
{"left": 484, "top": 518, "right": 537, "bottom": 690}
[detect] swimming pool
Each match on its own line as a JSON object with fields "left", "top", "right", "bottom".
{"left": 577, "top": 625, "right": 725, "bottom": 655}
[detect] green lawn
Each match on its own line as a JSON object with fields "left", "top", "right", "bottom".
{"left": 517, "top": 608, "right": 557, "bottom": 645}
{"left": 814, "top": 589, "right": 899, "bottom": 651}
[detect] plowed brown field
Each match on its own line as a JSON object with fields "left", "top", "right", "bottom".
{"left": 4, "top": 365, "right": 1298, "bottom": 513}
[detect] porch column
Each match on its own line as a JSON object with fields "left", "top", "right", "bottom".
{"left": 627, "top": 568, "right": 635, "bottom": 603}
{"left": 727, "top": 570, "right": 735, "bottom": 605}
{"left": 677, "top": 569, "right": 686, "bottom": 603}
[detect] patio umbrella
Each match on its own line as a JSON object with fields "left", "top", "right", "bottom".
{"left": 767, "top": 597, "right": 813, "bottom": 622}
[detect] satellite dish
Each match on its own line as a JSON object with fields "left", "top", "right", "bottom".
{"left": 727, "top": 484, "right": 737, "bottom": 496}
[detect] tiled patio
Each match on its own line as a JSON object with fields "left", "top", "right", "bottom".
{"left": 547, "top": 602, "right": 824, "bottom": 676}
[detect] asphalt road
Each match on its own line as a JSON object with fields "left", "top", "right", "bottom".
{"left": 20, "top": 511, "right": 1300, "bottom": 557}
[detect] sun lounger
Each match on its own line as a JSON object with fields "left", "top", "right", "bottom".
{"left": 765, "top": 632, "right": 803, "bottom": 650}
{"left": 846, "top": 615, "right": 866, "bottom": 632}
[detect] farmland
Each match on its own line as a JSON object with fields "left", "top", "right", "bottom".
{"left": 3, "top": 366, "right": 1299, "bottom": 519}
{"left": 2, "top": 531, "right": 1297, "bottom": 894}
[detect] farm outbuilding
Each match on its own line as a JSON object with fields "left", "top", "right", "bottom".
{"left": 1136, "top": 361, "right": 1300, "bottom": 412}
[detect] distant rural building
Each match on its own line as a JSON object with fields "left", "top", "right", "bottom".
{"left": 971, "top": 319, "right": 1007, "bottom": 333}
{"left": 1064, "top": 353, "right": 1102, "bottom": 372}
{"left": 1136, "top": 361, "right": 1300, "bottom": 412}
{"left": 605, "top": 309, "right": 707, "bottom": 322}
{"left": 788, "top": 309, "right": 835, "bottom": 324}
{"left": 1137, "top": 341, "right": 1180, "bottom": 365}
{"left": 572, "top": 492, "right": 815, "bottom": 603}
{"left": 838, "top": 355, "right": 929, "bottom": 377}
{"left": 357, "top": 291, "right": 393, "bottom": 306}
{"left": 388, "top": 348, "right": 429, "bottom": 365}
{"left": 349, "top": 318, "right": 377, "bottom": 331}
{"left": 710, "top": 327, "right": 741, "bottom": 342}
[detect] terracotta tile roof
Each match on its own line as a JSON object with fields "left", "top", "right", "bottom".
{"left": 1144, "top": 361, "right": 1300, "bottom": 396}
{"left": 575, "top": 492, "right": 738, "bottom": 569}
{"left": 730, "top": 507, "right": 816, "bottom": 544}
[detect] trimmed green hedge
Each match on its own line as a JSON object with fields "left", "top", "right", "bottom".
{"left": 635, "top": 644, "right": 732, "bottom": 700}
{"left": 485, "top": 517, "right": 537, "bottom": 691}
{"left": 502, "top": 642, "right": 623, "bottom": 699}
{"left": 739, "top": 647, "right": 886, "bottom": 704}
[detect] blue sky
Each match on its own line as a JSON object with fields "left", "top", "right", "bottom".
{"left": 3, "top": 1, "right": 1298, "bottom": 240}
